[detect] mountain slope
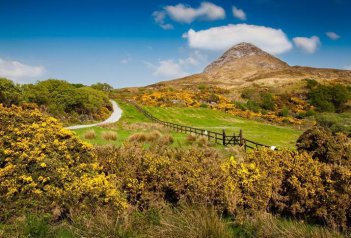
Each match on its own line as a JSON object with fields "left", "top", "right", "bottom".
{"left": 147, "top": 42, "right": 351, "bottom": 91}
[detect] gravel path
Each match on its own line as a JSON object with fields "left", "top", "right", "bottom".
{"left": 65, "top": 100, "right": 122, "bottom": 130}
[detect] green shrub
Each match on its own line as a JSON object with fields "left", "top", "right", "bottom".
{"left": 308, "top": 83, "right": 350, "bottom": 112}
{"left": 90, "top": 82, "right": 113, "bottom": 92}
{"left": 241, "top": 88, "right": 256, "bottom": 100}
{"left": 277, "top": 107, "right": 289, "bottom": 117}
{"left": 246, "top": 100, "right": 260, "bottom": 113}
{"left": 2, "top": 79, "right": 112, "bottom": 123}
{"left": 0, "top": 78, "right": 21, "bottom": 107}
{"left": 234, "top": 101, "right": 248, "bottom": 111}
{"left": 260, "top": 92, "right": 275, "bottom": 111}
{"left": 316, "top": 113, "right": 351, "bottom": 136}
{"left": 198, "top": 84, "right": 207, "bottom": 90}
{"left": 200, "top": 103, "right": 208, "bottom": 108}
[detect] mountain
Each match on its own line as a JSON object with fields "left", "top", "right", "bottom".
{"left": 204, "top": 42, "right": 289, "bottom": 75}
{"left": 147, "top": 42, "right": 351, "bottom": 92}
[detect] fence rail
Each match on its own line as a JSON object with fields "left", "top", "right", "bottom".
{"left": 127, "top": 100, "right": 273, "bottom": 151}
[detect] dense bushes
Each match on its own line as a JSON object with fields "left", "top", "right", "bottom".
{"left": 246, "top": 149, "right": 351, "bottom": 230}
{"left": 306, "top": 79, "right": 351, "bottom": 112}
{"left": 95, "top": 142, "right": 351, "bottom": 231}
{"left": 296, "top": 126, "right": 351, "bottom": 165}
{"left": 24, "top": 79, "right": 112, "bottom": 123}
{"left": 316, "top": 112, "right": 351, "bottom": 136}
{"left": 0, "top": 78, "right": 21, "bottom": 106}
{"left": 0, "top": 78, "right": 112, "bottom": 123}
{"left": 0, "top": 105, "right": 126, "bottom": 219}
{"left": 95, "top": 144, "right": 237, "bottom": 211}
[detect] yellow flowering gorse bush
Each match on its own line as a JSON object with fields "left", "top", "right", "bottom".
{"left": 131, "top": 88, "right": 306, "bottom": 125}
{"left": 96, "top": 142, "right": 351, "bottom": 230}
{"left": 0, "top": 104, "right": 127, "bottom": 218}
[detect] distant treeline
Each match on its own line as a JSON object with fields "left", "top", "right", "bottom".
{"left": 0, "top": 78, "right": 114, "bottom": 124}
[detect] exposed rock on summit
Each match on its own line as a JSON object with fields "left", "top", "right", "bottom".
{"left": 204, "top": 42, "right": 289, "bottom": 75}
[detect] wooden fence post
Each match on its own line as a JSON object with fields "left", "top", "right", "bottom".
{"left": 239, "top": 129, "right": 243, "bottom": 146}
{"left": 222, "top": 129, "right": 226, "bottom": 146}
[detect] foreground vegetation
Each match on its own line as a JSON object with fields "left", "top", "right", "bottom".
{"left": 1, "top": 76, "right": 350, "bottom": 237}
{"left": 0, "top": 206, "right": 344, "bottom": 238}
{"left": 1, "top": 104, "right": 351, "bottom": 237}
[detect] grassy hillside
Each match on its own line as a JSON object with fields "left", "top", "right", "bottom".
{"left": 74, "top": 101, "right": 302, "bottom": 148}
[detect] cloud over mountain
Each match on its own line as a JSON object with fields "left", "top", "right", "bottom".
{"left": 183, "top": 24, "right": 293, "bottom": 55}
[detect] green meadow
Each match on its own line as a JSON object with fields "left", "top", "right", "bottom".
{"left": 74, "top": 100, "right": 302, "bottom": 149}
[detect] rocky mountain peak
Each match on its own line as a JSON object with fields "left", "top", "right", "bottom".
{"left": 203, "top": 42, "right": 289, "bottom": 74}
{"left": 220, "top": 42, "right": 268, "bottom": 58}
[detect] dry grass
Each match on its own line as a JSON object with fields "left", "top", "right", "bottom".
{"left": 234, "top": 212, "right": 344, "bottom": 238}
{"left": 84, "top": 129, "right": 96, "bottom": 139}
{"left": 99, "top": 123, "right": 117, "bottom": 129}
{"left": 122, "top": 122, "right": 165, "bottom": 132}
{"left": 158, "top": 134, "right": 174, "bottom": 145}
{"left": 127, "top": 130, "right": 174, "bottom": 145}
{"left": 186, "top": 135, "right": 212, "bottom": 147}
{"left": 1, "top": 206, "right": 345, "bottom": 238}
{"left": 128, "top": 132, "right": 147, "bottom": 142}
{"left": 196, "top": 136, "right": 209, "bottom": 147}
{"left": 101, "top": 131, "right": 118, "bottom": 141}
{"left": 186, "top": 134, "right": 197, "bottom": 142}
{"left": 150, "top": 205, "right": 231, "bottom": 238}
{"left": 68, "top": 205, "right": 231, "bottom": 238}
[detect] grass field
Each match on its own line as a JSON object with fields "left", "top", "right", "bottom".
{"left": 73, "top": 100, "right": 303, "bottom": 148}
{"left": 145, "top": 106, "right": 302, "bottom": 148}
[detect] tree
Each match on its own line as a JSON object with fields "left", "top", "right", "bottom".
{"left": 91, "top": 82, "right": 114, "bottom": 92}
{"left": 0, "top": 78, "right": 21, "bottom": 106}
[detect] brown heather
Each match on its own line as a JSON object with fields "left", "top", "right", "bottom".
{"left": 101, "top": 131, "right": 118, "bottom": 141}
{"left": 84, "top": 129, "right": 96, "bottom": 139}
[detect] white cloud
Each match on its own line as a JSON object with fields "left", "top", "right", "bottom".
{"left": 153, "top": 2, "right": 225, "bottom": 28}
{"left": 232, "top": 6, "right": 246, "bottom": 20}
{"left": 147, "top": 51, "right": 208, "bottom": 79}
{"left": 344, "top": 66, "right": 351, "bottom": 70}
{"left": 151, "top": 60, "right": 188, "bottom": 79}
{"left": 0, "top": 58, "right": 45, "bottom": 82}
{"left": 178, "top": 51, "right": 208, "bottom": 67}
{"left": 121, "top": 57, "right": 132, "bottom": 64}
{"left": 293, "top": 36, "right": 320, "bottom": 53}
{"left": 326, "top": 32, "right": 340, "bottom": 40}
{"left": 183, "top": 24, "right": 293, "bottom": 55}
{"left": 152, "top": 11, "right": 174, "bottom": 30}
{"left": 165, "top": 2, "right": 225, "bottom": 23}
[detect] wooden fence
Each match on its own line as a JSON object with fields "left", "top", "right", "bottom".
{"left": 127, "top": 100, "right": 273, "bottom": 151}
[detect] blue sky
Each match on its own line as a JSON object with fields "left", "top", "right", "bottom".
{"left": 0, "top": 0, "right": 350, "bottom": 88}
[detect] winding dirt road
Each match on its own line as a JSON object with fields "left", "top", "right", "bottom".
{"left": 65, "top": 100, "right": 122, "bottom": 130}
